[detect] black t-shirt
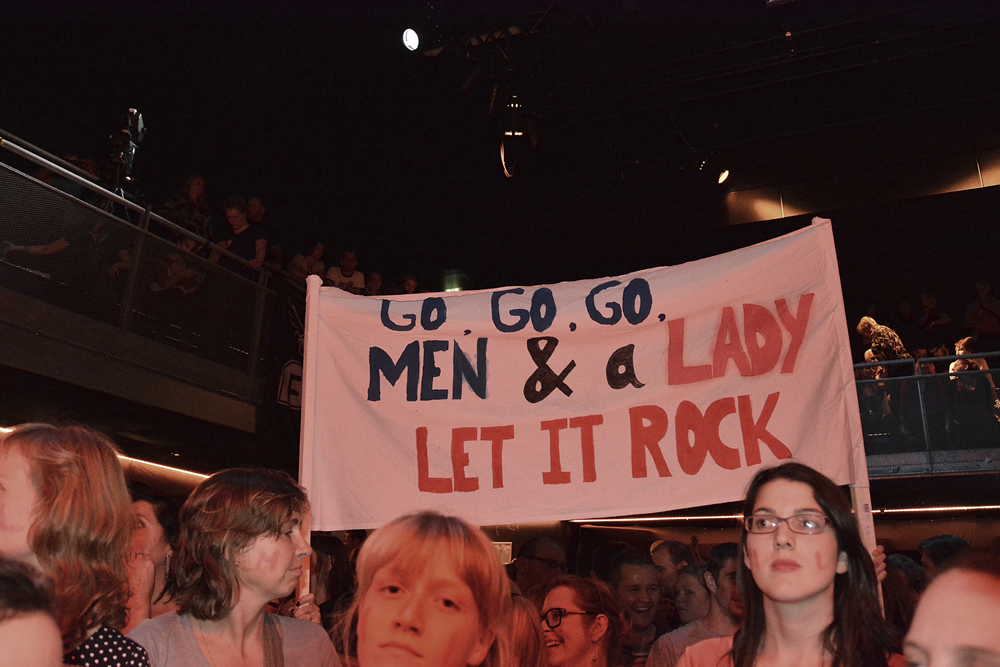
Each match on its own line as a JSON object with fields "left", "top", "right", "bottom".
{"left": 221, "top": 224, "right": 266, "bottom": 274}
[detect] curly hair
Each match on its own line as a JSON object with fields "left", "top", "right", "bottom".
{"left": 171, "top": 469, "right": 308, "bottom": 621}
{"left": 731, "top": 462, "right": 894, "bottom": 667}
{"left": 339, "top": 511, "right": 513, "bottom": 667}
{"left": 1, "top": 424, "right": 133, "bottom": 653}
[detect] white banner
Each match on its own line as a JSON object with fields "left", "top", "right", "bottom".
{"left": 299, "top": 219, "right": 865, "bottom": 530}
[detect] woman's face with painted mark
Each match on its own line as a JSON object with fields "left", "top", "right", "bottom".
{"left": 744, "top": 479, "right": 846, "bottom": 606}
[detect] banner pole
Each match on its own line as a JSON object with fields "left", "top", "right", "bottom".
{"left": 297, "top": 274, "right": 323, "bottom": 596}
{"left": 817, "top": 215, "right": 883, "bottom": 611}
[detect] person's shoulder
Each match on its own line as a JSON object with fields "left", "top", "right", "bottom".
{"left": 275, "top": 615, "right": 333, "bottom": 642}
{"left": 128, "top": 611, "right": 187, "bottom": 650}
{"left": 665, "top": 621, "right": 701, "bottom": 642}
{"left": 130, "top": 611, "right": 184, "bottom": 634}
{"left": 71, "top": 626, "right": 150, "bottom": 665}
{"left": 679, "top": 635, "right": 733, "bottom": 667}
{"left": 274, "top": 616, "right": 340, "bottom": 666}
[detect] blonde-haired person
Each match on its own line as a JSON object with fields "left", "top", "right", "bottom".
{"left": 128, "top": 468, "right": 336, "bottom": 667}
{"left": 0, "top": 423, "right": 149, "bottom": 665}
{"left": 511, "top": 593, "right": 547, "bottom": 667}
{"left": 340, "top": 510, "right": 513, "bottom": 667}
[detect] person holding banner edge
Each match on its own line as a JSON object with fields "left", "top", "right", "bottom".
{"left": 677, "top": 462, "right": 903, "bottom": 667}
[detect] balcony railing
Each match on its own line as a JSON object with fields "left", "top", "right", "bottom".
{"left": 854, "top": 352, "right": 1000, "bottom": 477}
{"left": 0, "top": 130, "right": 277, "bottom": 381}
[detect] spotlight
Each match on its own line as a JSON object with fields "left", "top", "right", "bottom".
{"left": 695, "top": 156, "right": 729, "bottom": 186}
{"left": 500, "top": 96, "right": 527, "bottom": 177}
{"left": 504, "top": 96, "right": 523, "bottom": 137}
{"left": 402, "top": 28, "right": 419, "bottom": 51}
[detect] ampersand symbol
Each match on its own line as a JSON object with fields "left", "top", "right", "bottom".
{"left": 523, "top": 337, "right": 576, "bottom": 404}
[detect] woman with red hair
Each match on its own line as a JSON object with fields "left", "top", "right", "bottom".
{"left": 0, "top": 423, "right": 148, "bottom": 665}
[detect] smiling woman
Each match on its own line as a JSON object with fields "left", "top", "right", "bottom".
{"left": 540, "top": 576, "right": 623, "bottom": 667}
{"left": 342, "top": 510, "right": 513, "bottom": 667}
{"left": 127, "top": 469, "right": 339, "bottom": 667}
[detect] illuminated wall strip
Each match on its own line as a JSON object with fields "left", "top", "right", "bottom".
{"left": 877, "top": 504, "right": 1000, "bottom": 514}
{"left": 571, "top": 514, "right": 743, "bottom": 524}
{"left": 117, "top": 454, "right": 209, "bottom": 481}
{"left": 571, "top": 505, "right": 1000, "bottom": 524}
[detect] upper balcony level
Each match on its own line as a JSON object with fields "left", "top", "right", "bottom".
{"left": 0, "top": 132, "right": 288, "bottom": 450}
{"left": 1, "top": 130, "right": 998, "bottom": 486}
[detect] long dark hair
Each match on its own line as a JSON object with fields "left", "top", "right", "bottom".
{"left": 730, "top": 462, "right": 893, "bottom": 667}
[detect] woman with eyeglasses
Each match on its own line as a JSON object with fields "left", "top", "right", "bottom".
{"left": 541, "top": 576, "right": 624, "bottom": 667}
{"left": 678, "top": 462, "right": 904, "bottom": 667}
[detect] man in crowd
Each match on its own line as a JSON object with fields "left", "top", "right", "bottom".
{"left": 511, "top": 537, "right": 567, "bottom": 606}
{"left": 611, "top": 548, "right": 666, "bottom": 664}
{"left": 246, "top": 196, "right": 285, "bottom": 272}
{"left": 325, "top": 250, "right": 365, "bottom": 294}
{"left": 918, "top": 534, "right": 969, "bottom": 582}
{"left": 218, "top": 196, "right": 266, "bottom": 277}
{"left": 647, "top": 543, "right": 744, "bottom": 667}
{"left": 652, "top": 540, "right": 693, "bottom": 631}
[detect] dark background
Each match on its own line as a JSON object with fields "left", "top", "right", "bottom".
{"left": 3, "top": 0, "right": 1000, "bottom": 476}
{"left": 3, "top": 0, "right": 999, "bottom": 299}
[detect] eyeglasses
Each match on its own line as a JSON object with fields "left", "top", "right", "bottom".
{"left": 541, "top": 607, "right": 595, "bottom": 629}
{"left": 524, "top": 556, "right": 568, "bottom": 573}
{"left": 744, "top": 512, "right": 831, "bottom": 535}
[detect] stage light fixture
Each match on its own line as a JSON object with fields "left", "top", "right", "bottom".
{"left": 504, "top": 96, "right": 523, "bottom": 137}
{"left": 500, "top": 96, "right": 525, "bottom": 177}
{"left": 718, "top": 169, "right": 730, "bottom": 184}
{"left": 402, "top": 28, "right": 419, "bottom": 51}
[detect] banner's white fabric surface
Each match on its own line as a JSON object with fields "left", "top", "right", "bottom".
{"left": 300, "top": 219, "right": 863, "bottom": 530}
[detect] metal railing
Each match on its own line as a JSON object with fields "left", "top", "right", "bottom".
{"left": 854, "top": 352, "right": 1000, "bottom": 473}
{"left": 0, "top": 131, "right": 279, "bottom": 377}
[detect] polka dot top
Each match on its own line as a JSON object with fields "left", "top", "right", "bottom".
{"left": 65, "top": 626, "right": 150, "bottom": 667}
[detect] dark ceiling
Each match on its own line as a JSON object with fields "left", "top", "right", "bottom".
{"left": 4, "top": 0, "right": 1000, "bottom": 476}
{"left": 3, "top": 0, "right": 1000, "bottom": 291}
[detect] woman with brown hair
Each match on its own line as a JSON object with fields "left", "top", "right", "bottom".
{"left": 0, "top": 423, "right": 149, "bottom": 665}
{"left": 128, "top": 468, "right": 337, "bottom": 667}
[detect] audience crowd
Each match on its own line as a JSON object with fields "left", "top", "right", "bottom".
{"left": 152, "top": 175, "right": 425, "bottom": 296}
{"left": 1, "top": 423, "right": 997, "bottom": 667}
{"left": 854, "top": 282, "right": 1000, "bottom": 449}
{"left": 2, "top": 168, "right": 1000, "bottom": 667}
